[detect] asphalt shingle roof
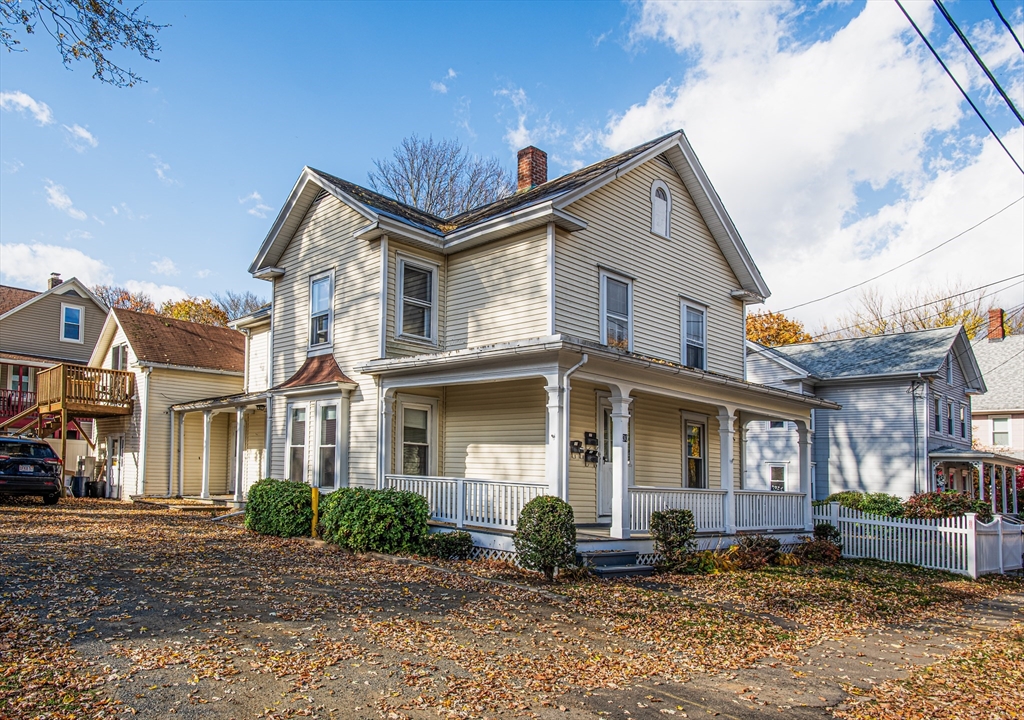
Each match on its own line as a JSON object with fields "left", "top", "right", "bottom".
{"left": 768, "top": 326, "right": 961, "bottom": 380}
{"left": 114, "top": 309, "right": 244, "bottom": 373}
{"left": 971, "top": 334, "right": 1024, "bottom": 412}
{"left": 0, "top": 285, "right": 40, "bottom": 315}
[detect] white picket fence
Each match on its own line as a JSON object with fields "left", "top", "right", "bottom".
{"left": 383, "top": 474, "right": 546, "bottom": 531}
{"left": 812, "top": 502, "right": 1024, "bottom": 578}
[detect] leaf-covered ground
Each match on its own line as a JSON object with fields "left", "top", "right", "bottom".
{"left": 1, "top": 498, "right": 1020, "bottom": 719}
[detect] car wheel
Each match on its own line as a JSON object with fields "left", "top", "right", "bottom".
{"left": 42, "top": 493, "right": 60, "bottom": 505}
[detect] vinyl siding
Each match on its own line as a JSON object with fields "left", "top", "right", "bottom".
{"left": 927, "top": 352, "right": 973, "bottom": 451}
{"left": 269, "top": 194, "right": 381, "bottom": 487}
{"left": 568, "top": 380, "right": 600, "bottom": 523}
{"left": 972, "top": 412, "right": 1024, "bottom": 456}
{"left": 746, "top": 351, "right": 803, "bottom": 389}
{"left": 743, "top": 421, "right": 801, "bottom": 492}
{"left": 556, "top": 157, "right": 746, "bottom": 377}
{"left": 386, "top": 241, "right": 446, "bottom": 357}
{"left": 445, "top": 230, "right": 548, "bottom": 350}
{"left": 0, "top": 288, "right": 105, "bottom": 363}
{"left": 180, "top": 412, "right": 231, "bottom": 496}
{"left": 247, "top": 327, "right": 270, "bottom": 393}
{"left": 93, "top": 324, "right": 142, "bottom": 498}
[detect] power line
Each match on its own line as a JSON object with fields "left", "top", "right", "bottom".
{"left": 990, "top": 0, "right": 1024, "bottom": 55}
{"left": 894, "top": 0, "right": 1024, "bottom": 175}
{"left": 934, "top": 0, "right": 1024, "bottom": 126}
{"left": 778, "top": 195, "right": 1024, "bottom": 312}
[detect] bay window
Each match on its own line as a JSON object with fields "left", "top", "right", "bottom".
{"left": 286, "top": 406, "right": 307, "bottom": 482}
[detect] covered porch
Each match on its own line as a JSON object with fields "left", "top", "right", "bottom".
{"left": 930, "top": 448, "right": 1023, "bottom": 516}
{"left": 362, "top": 339, "right": 837, "bottom": 540}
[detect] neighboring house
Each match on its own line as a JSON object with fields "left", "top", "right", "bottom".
{"left": 971, "top": 309, "right": 1024, "bottom": 461}
{"left": 746, "top": 326, "right": 1021, "bottom": 512}
{"left": 88, "top": 309, "right": 245, "bottom": 499}
{"left": 224, "top": 130, "right": 839, "bottom": 551}
{"left": 0, "top": 273, "right": 108, "bottom": 468}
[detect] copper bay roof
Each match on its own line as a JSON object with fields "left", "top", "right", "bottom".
{"left": 274, "top": 353, "right": 355, "bottom": 390}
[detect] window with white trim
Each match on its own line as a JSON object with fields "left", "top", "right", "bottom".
{"left": 992, "top": 417, "right": 1010, "bottom": 447}
{"left": 959, "top": 405, "right": 967, "bottom": 439}
{"left": 946, "top": 400, "right": 954, "bottom": 435}
{"left": 400, "top": 402, "right": 434, "bottom": 476}
{"left": 600, "top": 271, "right": 632, "bottom": 351}
{"left": 769, "top": 420, "right": 786, "bottom": 430}
{"left": 650, "top": 180, "right": 671, "bottom": 237}
{"left": 933, "top": 397, "right": 941, "bottom": 432}
{"left": 316, "top": 401, "right": 339, "bottom": 489}
{"left": 684, "top": 419, "right": 706, "bottom": 489}
{"left": 309, "top": 274, "right": 332, "bottom": 347}
{"left": 682, "top": 302, "right": 706, "bottom": 369}
{"left": 768, "top": 464, "right": 787, "bottom": 492}
{"left": 286, "top": 405, "right": 307, "bottom": 483}
{"left": 111, "top": 343, "right": 129, "bottom": 371}
{"left": 398, "top": 259, "right": 436, "bottom": 342}
{"left": 9, "top": 366, "right": 32, "bottom": 392}
{"left": 60, "top": 303, "right": 83, "bottom": 343}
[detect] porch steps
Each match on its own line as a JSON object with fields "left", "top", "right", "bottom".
{"left": 578, "top": 550, "right": 655, "bottom": 578}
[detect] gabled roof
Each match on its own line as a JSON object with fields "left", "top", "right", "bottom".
{"left": 765, "top": 326, "right": 985, "bottom": 390}
{"left": 248, "top": 131, "right": 770, "bottom": 297}
{"left": 971, "top": 334, "right": 1024, "bottom": 413}
{"left": 91, "top": 309, "right": 245, "bottom": 374}
{"left": 0, "top": 285, "right": 40, "bottom": 315}
{"left": 0, "top": 277, "right": 107, "bottom": 321}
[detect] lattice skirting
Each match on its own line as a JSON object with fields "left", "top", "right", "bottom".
{"left": 468, "top": 546, "right": 519, "bottom": 563}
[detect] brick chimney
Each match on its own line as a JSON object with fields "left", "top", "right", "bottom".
{"left": 988, "top": 308, "right": 1005, "bottom": 341}
{"left": 517, "top": 146, "right": 547, "bottom": 192}
{"left": 48, "top": 272, "right": 62, "bottom": 290}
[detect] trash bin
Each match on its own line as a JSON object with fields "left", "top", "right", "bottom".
{"left": 94, "top": 480, "right": 107, "bottom": 498}
{"left": 70, "top": 476, "right": 87, "bottom": 498}
{"left": 85, "top": 480, "right": 98, "bottom": 498}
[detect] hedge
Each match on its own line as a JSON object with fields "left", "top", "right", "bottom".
{"left": 320, "top": 487, "right": 430, "bottom": 554}
{"left": 245, "top": 478, "right": 313, "bottom": 537}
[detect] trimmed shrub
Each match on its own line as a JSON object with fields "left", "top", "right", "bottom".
{"left": 245, "top": 478, "right": 313, "bottom": 538}
{"left": 649, "top": 508, "right": 697, "bottom": 570}
{"left": 813, "top": 522, "right": 843, "bottom": 551}
{"left": 792, "top": 537, "right": 842, "bottom": 565}
{"left": 320, "top": 487, "right": 430, "bottom": 554}
{"left": 513, "top": 496, "right": 576, "bottom": 581}
{"left": 823, "top": 491, "right": 866, "bottom": 511}
{"left": 735, "top": 534, "right": 781, "bottom": 569}
{"left": 426, "top": 530, "right": 474, "bottom": 560}
{"left": 903, "top": 491, "right": 993, "bottom": 523}
{"left": 858, "top": 493, "right": 905, "bottom": 517}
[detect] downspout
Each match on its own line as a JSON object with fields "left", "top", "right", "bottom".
{"left": 241, "top": 329, "right": 251, "bottom": 392}
{"left": 909, "top": 373, "right": 924, "bottom": 495}
{"left": 560, "top": 353, "right": 588, "bottom": 501}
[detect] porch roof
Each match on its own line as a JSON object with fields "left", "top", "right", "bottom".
{"left": 170, "top": 390, "right": 269, "bottom": 413}
{"left": 930, "top": 446, "right": 1024, "bottom": 466}
{"left": 357, "top": 335, "right": 840, "bottom": 410}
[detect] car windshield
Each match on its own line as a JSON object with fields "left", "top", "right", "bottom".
{"left": 0, "top": 442, "right": 57, "bottom": 459}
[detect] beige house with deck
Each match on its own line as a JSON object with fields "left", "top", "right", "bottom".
{"left": 225, "top": 131, "right": 838, "bottom": 552}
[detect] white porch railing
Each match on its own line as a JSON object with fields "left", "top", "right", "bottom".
{"left": 735, "top": 491, "right": 806, "bottom": 531}
{"left": 629, "top": 486, "right": 726, "bottom": 533}
{"left": 384, "top": 474, "right": 547, "bottom": 531}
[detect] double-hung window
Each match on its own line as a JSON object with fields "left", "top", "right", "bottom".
{"left": 399, "top": 398, "right": 436, "bottom": 476}
{"left": 933, "top": 397, "right": 941, "bottom": 432}
{"left": 682, "top": 302, "right": 706, "bottom": 369}
{"left": 992, "top": 417, "right": 1010, "bottom": 447}
{"left": 946, "top": 401, "right": 954, "bottom": 435}
{"left": 769, "top": 464, "right": 787, "bottom": 492}
{"left": 61, "top": 303, "right": 83, "bottom": 343}
{"left": 650, "top": 180, "right": 671, "bottom": 237}
{"left": 601, "top": 271, "right": 632, "bottom": 351}
{"left": 684, "top": 419, "right": 706, "bottom": 488}
{"left": 286, "top": 406, "right": 307, "bottom": 483}
{"left": 959, "top": 405, "right": 967, "bottom": 438}
{"left": 316, "top": 402, "right": 339, "bottom": 489}
{"left": 309, "top": 274, "right": 332, "bottom": 347}
{"left": 398, "top": 259, "right": 435, "bottom": 342}
{"left": 111, "top": 343, "right": 128, "bottom": 370}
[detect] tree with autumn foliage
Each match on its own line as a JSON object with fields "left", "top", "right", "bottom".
{"left": 92, "top": 285, "right": 155, "bottom": 313}
{"left": 746, "top": 310, "right": 812, "bottom": 347}
{"left": 159, "top": 297, "right": 229, "bottom": 326}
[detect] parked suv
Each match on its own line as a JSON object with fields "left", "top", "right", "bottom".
{"left": 0, "top": 437, "right": 63, "bottom": 504}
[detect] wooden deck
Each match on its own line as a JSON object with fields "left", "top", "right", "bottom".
{"left": 36, "top": 364, "right": 133, "bottom": 418}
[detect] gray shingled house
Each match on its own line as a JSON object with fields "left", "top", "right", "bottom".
{"left": 745, "top": 326, "right": 1021, "bottom": 513}
{"left": 971, "top": 309, "right": 1024, "bottom": 461}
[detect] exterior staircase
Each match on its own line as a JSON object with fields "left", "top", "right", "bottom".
{"left": 578, "top": 549, "right": 655, "bottom": 578}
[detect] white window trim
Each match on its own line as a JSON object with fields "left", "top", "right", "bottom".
{"left": 681, "top": 412, "right": 708, "bottom": 489}
{"left": 768, "top": 420, "right": 787, "bottom": 431}
{"left": 111, "top": 343, "right": 129, "bottom": 371}
{"left": 396, "top": 254, "right": 439, "bottom": 345}
{"left": 285, "top": 402, "right": 309, "bottom": 484}
{"left": 650, "top": 179, "right": 672, "bottom": 238}
{"left": 680, "top": 299, "right": 708, "bottom": 370}
{"left": 767, "top": 462, "right": 789, "bottom": 492}
{"left": 599, "top": 269, "right": 633, "bottom": 352}
{"left": 946, "top": 400, "right": 954, "bottom": 435}
{"left": 397, "top": 394, "right": 438, "bottom": 476}
{"left": 991, "top": 416, "right": 1011, "bottom": 447}
{"left": 307, "top": 270, "right": 335, "bottom": 353}
{"left": 313, "top": 399, "right": 341, "bottom": 491}
{"left": 60, "top": 302, "right": 85, "bottom": 344}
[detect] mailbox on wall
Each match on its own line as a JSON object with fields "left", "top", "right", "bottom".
{"left": 584, "top": 432, "right": 598, "bottom": 447}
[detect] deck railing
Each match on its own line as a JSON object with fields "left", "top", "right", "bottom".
{"left": 0, "top": 389, "right": 36, "bottom": 418}
{"left": 384, "top": 475, "right": 547, "bottom": 531}
{"left": 735, "top": 490, "right": 806, "bottom": 531}
{"left": 36, "top": 364, "right": 133, "bottom": 411}
{"left": 629, "top": 486, "right": 727, "bottom": 533}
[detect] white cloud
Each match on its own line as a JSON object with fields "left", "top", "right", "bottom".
{"left": 44, "top": 180, "right": 88, "bottom": 221}
{"left": 150, "top": 257, "right": 179, "bottom": 276}
{"left": 149, "top": 154, "right": 179, "bottom": 185}
{"left": 609, "top": 1, "right": 1023, "bottom": 328}
{"left": 3, "top": 159, "right": 24, "bottom": 174}
{"left": 0, "top": 243, "right": 112, "bottom": 289}
{"left": 494, "top": 86, "right": 564, "bottom": 151}
{"left": 64, "top": 229, "right": 93, "bottom": 242}
{"left": 123, "top": 280, "right": 189, "bottom": 306}
{"left": 239, "top": 190, "right": 272, "bottom": 218}
{"left": 195, "top": 269, "right": 211, "bottom": 279}
{"left": 0, "top": 90, "right": 54, "bottom": 125}
{"left": 63, "top": 123, "right": 98, "bottom": 151}
{"left": 431, "top": 81, "right": 449, "bottom": 94}
{"left": 446, "top": 68, "right": 458, "bottom": 79}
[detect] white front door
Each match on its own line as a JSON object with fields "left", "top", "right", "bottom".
{"left": 107, "top": 434, "right": 124, "bottom": 499}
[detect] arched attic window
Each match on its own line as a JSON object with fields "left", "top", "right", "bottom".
{"left": 650, "top": 180, "right": 671, "bottom": 238}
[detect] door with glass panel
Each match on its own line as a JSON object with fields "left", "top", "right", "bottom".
{"left": 684, "top": 420, "right": 705, "bottom": 488}
{"left": 315, "top": 402, "right": 339, "bottom": 489}
{"left": 401, "top": 404, "right": 431, "bottom": 476}
{"left": 597, "top": 398, "right": 631, "bottom": 518}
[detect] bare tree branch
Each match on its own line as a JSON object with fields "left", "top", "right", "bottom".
{"left": 214, "top": 290, "right": 268, "bottom": 321}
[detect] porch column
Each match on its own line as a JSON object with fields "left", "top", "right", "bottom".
{"left": 609, "top": 393, "right": 633, "bottom": 540}
{"left": 796, "top": 421, "right": 813, "bottom": 531}
{"left": 378, "top": 392, "right": 395, "bottom": 487}
{"left": 177, "top": 410, "right": 185, "bottom": 497}
{"left": 168, "top": 409, "right": 176, "bottom": 497}
{"left": 990, "top": 463, "right": 997, "bottom": 514}
{"left": 972, "top": 461, "right": 983, "bottom": 502}
{"left": 340, "top": 389, "right": 351, "bottom": 488}
{"left": 1001, "top": 465, "right": 1008, "bottom": 515}
{"left": 930, "top": 460, "right": 941, "bottom": 493}
{"left": 717, "top": 408, "right": 737, "bottom": 535}
{"left": 201, "top": 410, "right": 212, "bottom": 499}
{"left": 544, "top": 382, "right": 564, "bottom": 499}
{"left": 262, "top": 396, "right": 273, "bottom": 480}
{"left": 234, "top": 407, "right": 245, "bottom": 503}
{"left": 1013, "top": 466, "right": 1019, "bottom": 515}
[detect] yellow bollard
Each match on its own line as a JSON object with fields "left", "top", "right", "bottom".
{"left": 311, "top": 487, "right": 319, "bottom": 539}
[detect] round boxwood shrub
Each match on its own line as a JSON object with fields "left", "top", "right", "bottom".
{"left": 858, "top": 493, "right": 905, "bottom": 517}
{"left": 513, "top": 496, "right": 576, "bottom": 581}
{"left": 245, "top": 478, "right": 313, "bottom": 538}
{"left": 650, "top": 508, "right": 697, "bottom": 570}
{"left": 903, "top": 491, "right": 993, "bottom": 523}
{"left": 320, "top": 487, "right": 429, "bottom": 554}
{"left": 426, "top": 530, "right": 474, "bottom": 560}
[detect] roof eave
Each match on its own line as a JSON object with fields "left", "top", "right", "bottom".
{"left": 442, "top": 204, "right": 587, "bottom": 252}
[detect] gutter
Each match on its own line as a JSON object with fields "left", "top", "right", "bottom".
{"left": 136, "top": 361, "right": 244, "bottom": 377}
{"left": 561, "top": 354, "right": 588, "bottom": 501}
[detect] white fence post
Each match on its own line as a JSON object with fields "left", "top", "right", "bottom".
{"left": 998, "top": 516, "right": 1004, "bottom": 574}
{"left": 965, "top": 513, "right": 978, "bottom": 580}
{"left": 456, "top": 478, "right": 465, "bottom": 529}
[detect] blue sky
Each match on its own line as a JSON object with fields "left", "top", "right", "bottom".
{"left": 2, "top": 0, "right": 1022, "bottom": 330}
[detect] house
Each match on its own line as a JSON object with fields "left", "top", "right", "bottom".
{"left": 0, "top": 273, "right": 109, "bottom": 470}
{"left": 87, "top": 309, "right": 245, "bottom": 499}
{"left": 219, "top": 130, "right": 839, "bottom": 553}
{"left": 746, "top": 326, "right": 1021, "bottom": 513}
{"left": 971, "top": 309, "right": 1024, "bottom": 461}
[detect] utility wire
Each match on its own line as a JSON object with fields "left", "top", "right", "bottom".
{"left": 894, "top": 0, "right": 1024, "bottom": 175}
{"left": 990, "top": 0, "right": 1024, "bottom": 55}
{"left": 934, "top": 0, "right": 1024, "bottom": 126}
{"left": 777, "top": 195, "right": 1024, "bottom": 312}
